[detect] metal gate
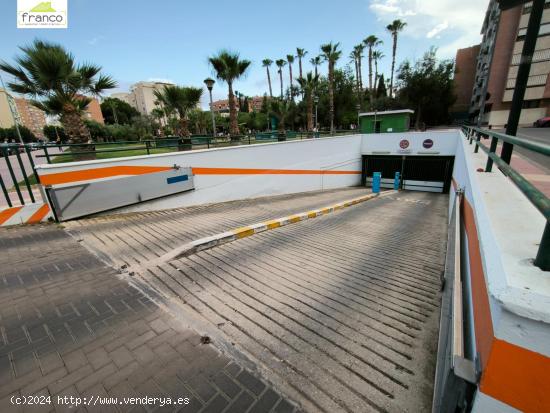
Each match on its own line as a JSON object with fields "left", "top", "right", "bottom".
{"left": 362, "top": 155, "right": 454, "bottom": 193}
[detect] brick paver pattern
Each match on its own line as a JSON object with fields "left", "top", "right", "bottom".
{"left": 0, "top": 225, "right": 298, "bottom": 413}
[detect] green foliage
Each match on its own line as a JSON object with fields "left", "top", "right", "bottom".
{"left": 0, "top": 125, "right": 37, "bottom": 143}
{"left": 397, "top": 48, "right": 456, "bottom": 126}
{"left": 43, "top": 125, "right": 67, "bottom": 142}
{"left": 376, "top": 74, "right": 387, "bottom": 98}
{"left": 84, "top": 120, "right": 108, "bottom": 140}
{"left": 0, "top": 39, "right": 116, "bottom": 116}
{"left": 101, "top": 97, "right": 140, "bottom": 125}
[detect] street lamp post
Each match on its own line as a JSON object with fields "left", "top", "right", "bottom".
{"left": 204, "top": 78, "right": 216, "bottom": 137}
{"left": 356, "top": 103, "right": 361, "bottom": 133}
{"left": 314, "top": 96, "right": 319, "bottom": 131}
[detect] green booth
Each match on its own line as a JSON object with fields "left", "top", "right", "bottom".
{"left": 359, "top": 109, "right": 414, "bottom": 133}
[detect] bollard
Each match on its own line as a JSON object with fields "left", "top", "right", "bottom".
{"left": 372, "top": 172, "right": 381, "bottom": 194}
{"left": 394, "top": 172, "right": 400, "bottom": 190}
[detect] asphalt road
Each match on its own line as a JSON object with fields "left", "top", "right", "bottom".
{"left": 500, "top": 127, "right": 550, "bottom": 172}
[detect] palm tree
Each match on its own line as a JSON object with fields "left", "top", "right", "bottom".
{"left": 0, "top": 40, "right": 116, "bottom": 149}
{"left": 297, "top": 72, "right": 319, "bottom": 131}
{"left": 353, "top": 44, "right": 365, "bottom": 92}
{"left": 363, "top": 36, "right": 382, "bottom": 93}
{"left": 386, "top": 19, "right": 407, "bottom": 98}
{"left": 154, "top": 85, "right": 203, "bottom": 137}
{"left": 320, "top": 42, "right": 342, "bottom": 134}
{"left": 372, "top": 50, "right": 385, "bottom": 91}
{"left": 208, "top": 50, "right": 251, "bottom": 135}
{"left": 296, "top": 48, "right": 308, "bottom": 79}
{"left": 262, "top": 59, "right": 274, "bottom": 98}
{"left": 275, "top": 59, "right": 287, "bottom": 98}
{"left": 269, "top": 98, "right": 291, "bottom": 133}
{"left": 309, "top": 55, "right": 322, "bottom": 78}
{"left": 349, "top": 44, "right": 364, "bottom": 96}
{"left": 286, "top": 54, "right": 295, "bottom": 97}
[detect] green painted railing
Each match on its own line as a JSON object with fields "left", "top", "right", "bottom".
{"left": 462, "top": 125, "right": 550, "bottom": 271}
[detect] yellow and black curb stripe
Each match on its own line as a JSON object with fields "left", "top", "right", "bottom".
{"left": 147, "top": 190, "right": 397, "bottom": 267}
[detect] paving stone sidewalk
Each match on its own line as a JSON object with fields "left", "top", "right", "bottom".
{"left": 0, "top": 224, "right": 299, "bottom": 413}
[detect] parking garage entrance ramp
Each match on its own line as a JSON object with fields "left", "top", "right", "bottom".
{"left": 67, "top": 189, "right": 448, "bottom": 413}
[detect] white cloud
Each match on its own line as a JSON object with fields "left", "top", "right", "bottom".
{"left": 427, "top": 21, "right": 449, "bottom": 38}
{"left": 147, "top": 78, "right": 176, "bottom": 84}
{"left": 369, "top": 0, "right": 488, "bottom": 57}
{"left": 88, "top": 36, "right": 105, "bottom": 46}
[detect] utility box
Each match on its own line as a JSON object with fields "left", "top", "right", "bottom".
{"left": 359, "top": 109, "right": 414, "bottom": 133}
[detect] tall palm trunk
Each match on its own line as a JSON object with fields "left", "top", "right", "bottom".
{"left": 179, "top": 115, "right": 190, "bottom": 137}
{"left": 288, "top": 63, "right": 293, "bottom": 98}
{"left": 61, "top": 105, "right": 93, "bottom": 160}
{"left": 328, "top": 62, "right": 335, "bottom": 134}
{"left": 228, "top": 81, "right": 239, "bottom": 135}
{"left": 266, "top": 67, "right": 273, "bottom": 98}
{"left": 374, "top": 59, "right": 379, "bottom": 95}
{"left": 368, "top": 48, "right": 373, "bottom": 92}
{"left": 279, "top": 70, "right": 284, "bottom": 98}
{"left": 353, "top": 58, "right": 361, "bottom": 96}
{"left": 298, "top": 58, "right": 303, "bottom": 79}
{"left": 390, "top": 34, "right": 397, "bottom": 98}
{"left": 358, "top": 57, "right": 363, "bottom": 92}
{"left": 306, "top": 92, "right": 313, "bottom": 131}
{"left": 314, "top": 64, "right": 318, "bottom": 78}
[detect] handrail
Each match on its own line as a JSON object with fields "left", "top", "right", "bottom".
{"left": 452, "top": 191, "right": 464, "bottom": 359}
{"left": 466, "top": 126, "right": 550, "bottom": 156}
{"left": 462, "top": 125, "right": 550, "bottom": 271}
{"left": 451, "top": 190, "right": 478, "bottom": 384}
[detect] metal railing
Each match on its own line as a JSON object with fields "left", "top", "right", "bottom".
{"left": 0, "top": 144, "right": 38, "bottom": 208}
{"left": 462, "top": 125, "right": 550, "bottom": 271}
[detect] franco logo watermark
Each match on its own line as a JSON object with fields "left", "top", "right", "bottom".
{"left": 17, "top": 0, "right": 68, "bottom": 29}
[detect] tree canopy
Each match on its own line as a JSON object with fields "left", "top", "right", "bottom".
{"left": 397, "top": 48, "right": 456, "bottom": 127}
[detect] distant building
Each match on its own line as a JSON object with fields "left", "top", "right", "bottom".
{"left": 83, "top": 98, "right": 105, "bottom": 124}
{"left": 248, "top": 96, "right": 267, "bottom": 112}
{"left": 110, "top": 81, "right": 175, "bottom": 115}
{"left": 211, "top": 96, "right": 266, "bottom": 114}
{"left": 452, "top": 45, "right": 481, "bottom": 120}
{"left": 211, "top": 97, "right": 239, "bottom": 115}
{"left": 14, "top": 97, "right": 47, "bottom": 138}
{"left": 469, "top": 0, "right": 550, "bottom": 126}
{"left": 0, "top": 88, "right": 19, "bottom": 129}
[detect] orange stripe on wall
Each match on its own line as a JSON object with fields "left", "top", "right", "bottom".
{"left": 0, "top": 206, "right": 22, "bottom": 225}
{"left": 462, "top": 195, "right": 494, "bottom": 370}
{"left": 480, "top": 339, "right": 550, "bottom": 413}
{"left": 39, "top": 166, "right": 173, "bottom": 186}
{"left": 27, "top": 204, "right": 50, "bottom": 224}
{"left": 192, "top": 167, "right": 361, "bottom": 175}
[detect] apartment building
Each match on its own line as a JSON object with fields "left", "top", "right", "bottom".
{"left": 110, "top": 81, "right": 175, "bottom": 115}
{"left": 211, "top": 96, "right": 267, "bottom": 114}
{"left": 0, "top": 88, "right": 19, "bottom": 129}
{"left": 452, "top": 45, "right": 481, "bottom": 119}
{"left": 468, "top": 0, "right": 550, "bottom": 126}
{"left": 83, "top": 98, "right": 105, "bottom": 124}
{"left": 14, "top": 97, "right": 47, "bottom": 138}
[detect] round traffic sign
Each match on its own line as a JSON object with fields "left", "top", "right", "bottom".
{"left": 399, "top": 139, "right": 409, "bottom": 149}
{"left": 423, "top": 139, "right": 434, "bottom": 149}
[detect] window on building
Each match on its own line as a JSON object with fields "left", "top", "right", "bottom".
{"left": 523, "top": 1, "right": 550, "bottom": 14}
{"left": 517, "top": 22, "right": 550, "bottom": 39}
{"left": 522, "top": 100, "right": 541, "bottom": 108}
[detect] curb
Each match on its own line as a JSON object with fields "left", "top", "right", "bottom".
{"left": 143, "top": 190, "right": 397, "bottom": 268}
{"left": 0, "top": 203, "right": 52, "bottom": 227}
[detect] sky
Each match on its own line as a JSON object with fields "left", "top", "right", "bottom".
{"left": 0, "top": 0, "right": 489, "bottom": 109}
